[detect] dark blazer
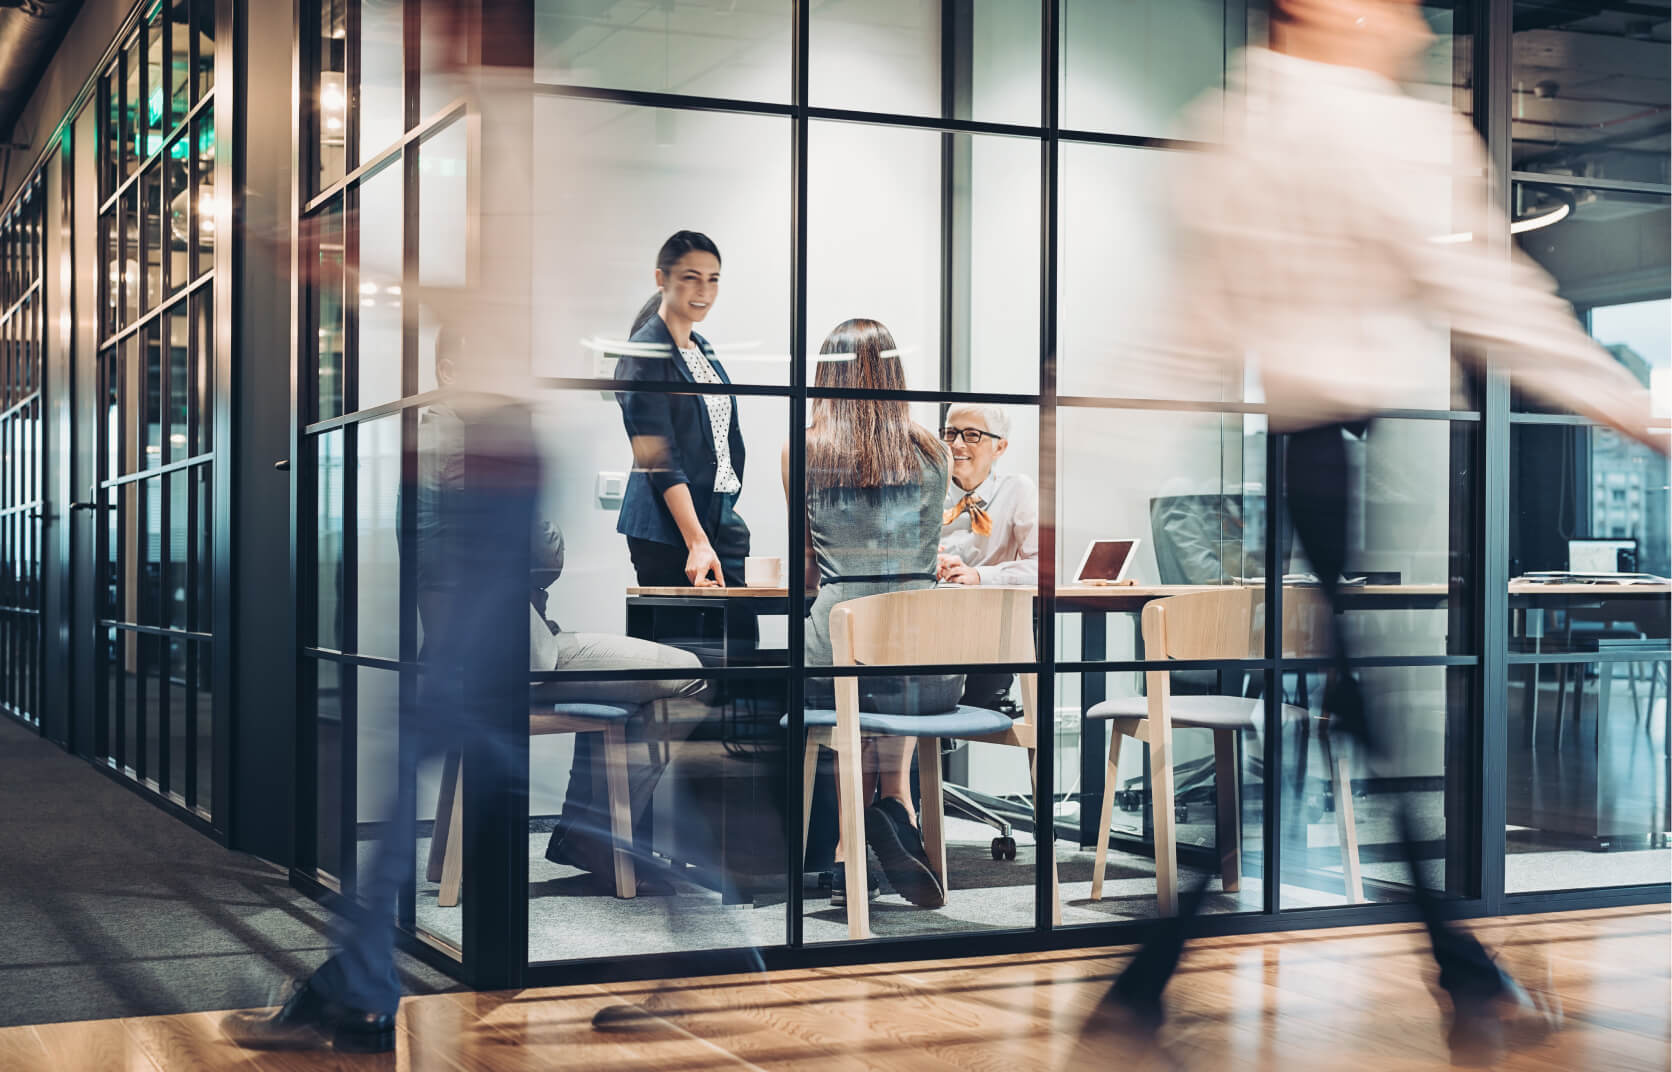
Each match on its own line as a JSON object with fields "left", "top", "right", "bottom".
{"left": 614, "top": 314, "right": 747, "bottom": 547}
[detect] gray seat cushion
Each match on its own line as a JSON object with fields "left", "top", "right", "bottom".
{"left": 780, "top": 705, "right": 1014, "bottom": 738}
{"left": 1085, "top": 695, "right": 1306, "bottom": 730}
{"left": 543, "top": 702, "right": 634, "bottom": 722}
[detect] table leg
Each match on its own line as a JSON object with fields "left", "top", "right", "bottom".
{"left": 1079, "top": 612, "right": 1107, "bottom": 847}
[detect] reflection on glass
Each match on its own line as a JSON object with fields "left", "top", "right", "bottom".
{"left": 169, "top": 1, "right": 191, "bottom": 121}
{"left": 530, "top": 98, "right": 790, "bottom": 384}
{"left": 314, "top": 659, "right": 344, "bottom": 880}
{"left": 104, "top": 67, "right": 124, "bottom": 195}
{"left": 146, "top": 12, "right": 166, "bottom": 149}
{"left": 1508, "top": 656, "right": 1670, "bottom": 890}
{"left": 356, "top": 163, "right": 404, "bottom": 411}
{"left": 124, "top": 188, "right": 141, "bottom": 324}
{"left": 143, "top": 325, "right": 162, "bottom": 469}
{"left": 317, "top": 429, "right": 345, "bottom": 649}
{"left": 192, "top": 115, "right": 214, "bottom": 279}
{"left": 165, "top": 135, "right": 189, "bottom": 295}
{"left": 358, "top": 0, "right": 406, "bottom": 161}
{"left": 168, "top": 306, "right": 189, "bottom": 462}
{"left": 512, "top": 676, "right": 787, "bottom": 962}
{"left": 356, "top": 417, "right": 401, "bottom": 661}
{"left": 354, "top": 667, "right": 402, "bottom": 903}
{"left": 536, "top": 0, "right": 792, "bottom": 103}
{"left": 312, "top": 203, "right": 346, "bottom": 420}
{"left": 317, "top": 0, "right": 347, "bottom": 190}
{"left": 124, "top": 35, "right": 142, "bottom": 176}
{"left": 194, "top": 466, "right": 211, "bottom": 630}
{"left": 1060, "top": 0, "right": 1224, "bottom": 139}
{"left": 142, "top": 165, "right": 163, "bottom": 310}
{"left": 192, "top": 293, "right": 213, "bottom": 455}
{"left": 808, "top": 121, "right": 939, "bottom": 389}
{"left": 193, "top": 0, "right": 215, "bottom": 100}
{"left": 166, "top": 468, "right": 190, "bottom": 630}
{"left": 417, "top": 121, "right": 466, "bottom": 396}
{"left": 1511, "top": 184, "right": 1668, "bottom": 415}
{"left": 1280, "top": 666, "right": 1465, "bottom": 910}
{"left": 1512, "top": 422, "right": 1672, "bottom": 583}
{"left": 1511, "top": 6, "right": 1669, "bottom": 183}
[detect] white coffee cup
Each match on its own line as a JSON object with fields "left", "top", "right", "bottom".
{"left": 744, "top": 555, "right": 784, "bottom": 588}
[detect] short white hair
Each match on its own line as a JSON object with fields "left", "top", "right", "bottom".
{"left": 944, "top": 403, "right": 1010, "bottom": 440}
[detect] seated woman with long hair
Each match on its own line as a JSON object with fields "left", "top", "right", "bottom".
{"left": 781, "top": 318, "right": 961, "bottom": 911}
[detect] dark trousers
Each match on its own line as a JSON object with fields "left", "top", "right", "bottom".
{"left": 626, "top": 492, "right": 757, "bottom": 656}
{"left": 1116, "top": 423, "right": 1501, "bottom": 1004}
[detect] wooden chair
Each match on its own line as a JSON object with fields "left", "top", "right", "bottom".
{"left": 791, "top": 586, "right": 1060, "bottom": 940}
{"left": 427, "top": 702, "right": 642, "bottom": 906}
{"left": 1086, "top": 587, "right": 1363, "bottom": 915}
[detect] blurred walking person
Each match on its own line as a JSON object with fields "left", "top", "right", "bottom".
{"left": 1097, "top": 0, "right": 1665, "bottom": 1064}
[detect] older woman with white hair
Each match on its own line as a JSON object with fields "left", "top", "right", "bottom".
{"left": 936, "top": 403, "right": 1038, "bottom": 586}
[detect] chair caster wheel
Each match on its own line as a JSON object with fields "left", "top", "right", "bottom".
{"left": 991, "top": 836, "right": 1017, "bottom": 861}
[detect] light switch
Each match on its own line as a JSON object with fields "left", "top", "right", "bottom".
{"left": 596, "top": 471, "right": 627, "bottom": 508}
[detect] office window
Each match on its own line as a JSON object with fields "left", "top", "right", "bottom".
{"left": 0, "top": 180, "right": 43, "bottom": 729}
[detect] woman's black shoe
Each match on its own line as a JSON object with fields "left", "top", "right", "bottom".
{"left": 864, "top": 798, "right": 946, "bottom": 908}
{"left": 826, "top": 863, "right": 880, "bottom": 908}
{"left": 222, "top": 978, "right": 395, "bottom": 1053}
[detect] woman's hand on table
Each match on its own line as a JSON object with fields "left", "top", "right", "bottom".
{"left": 686, "top": 541, "right": 725, "bottom": 587}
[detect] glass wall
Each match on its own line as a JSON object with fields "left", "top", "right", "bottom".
{"left": 293, "top": 0, "right": 1667, "bottom": 988}
{"left": 0, "top": 178, "right": 44, "bottom": 728}
{"left": 94, "top": 0, "right": 218, "bottom": 819}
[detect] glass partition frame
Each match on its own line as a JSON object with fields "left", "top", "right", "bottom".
{"left": 289, "top": 0, "right": 1669, "bottom": 993}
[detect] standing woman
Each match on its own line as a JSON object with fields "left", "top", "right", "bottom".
{"left": 615, "top": 231, "right": 753, "bottom": 650}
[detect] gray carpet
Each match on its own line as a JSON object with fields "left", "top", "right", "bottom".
{"left": 0, "top": 717, "right": 455, "bottom": 1027}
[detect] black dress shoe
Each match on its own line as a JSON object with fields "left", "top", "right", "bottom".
{"left": 222, "top": 978, "right": 396, "bottom": 1054}
{"left": 864, "top": 797, "right": 945, "bottom": 908}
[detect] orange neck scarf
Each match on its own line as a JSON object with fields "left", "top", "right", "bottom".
{"left": 943, "top": 493, "right": 992, "bottom": 536}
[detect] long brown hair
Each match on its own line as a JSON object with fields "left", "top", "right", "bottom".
{"left": 805, "top": 319, "right": 946, "bottom": 490}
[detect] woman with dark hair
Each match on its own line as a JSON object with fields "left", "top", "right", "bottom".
{"left": 614, "top": 230, "right": 754, "bottom": 647}
{"left": 781, "top": 318, "right": 960, "bottom": 911}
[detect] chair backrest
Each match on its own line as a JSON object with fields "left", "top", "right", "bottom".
{"left": 1250, "top": 586, "right": 1334, "bottom": 658}
{"left": 829, "top": 586, "right": 1035, "bottom": 667}
{"left": 1139, "top": 586, "right": 1256, "bottom": 661}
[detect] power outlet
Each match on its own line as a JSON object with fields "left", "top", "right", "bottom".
{"left": 596, "top": 471, "right": 627, "bottom": 509}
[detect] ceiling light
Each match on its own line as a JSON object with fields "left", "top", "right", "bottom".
{"left": 1508, "top": 201, "right": 1570, "bottom": 234}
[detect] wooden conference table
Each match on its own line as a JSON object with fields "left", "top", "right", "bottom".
{"left": 624, "top": 581, "right": 1669, "bottom": 875}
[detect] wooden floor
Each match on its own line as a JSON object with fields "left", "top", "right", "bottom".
{"left": 0, "top": 906, "right": 1664, "bottom": 1071}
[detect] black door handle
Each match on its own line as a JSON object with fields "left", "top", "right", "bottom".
{"left": 69, "top": 501, "right": 97, "bottom": 511}
{"left": 274, "top": 459, "right": 290, "bottom": 471}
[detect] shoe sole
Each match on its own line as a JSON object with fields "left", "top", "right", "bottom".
{"left": 864, "top": 809, "right": 945, "bottom": 908}
{"left": 333, "top": 1027, "right": 395, "bottom": 1054}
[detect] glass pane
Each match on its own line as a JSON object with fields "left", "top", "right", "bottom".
{"left": 1508, "top": 657, "right": 1671, "bottom": 890}
{"left": 416, "top": 121, "right": 466, "bottom": 396}
{"left": 317, "top": 0, "right": 347, "bottom": 190}
{"left": 195, "top": 466, "right": 212, "bottom": 630}
{"left": 192, "top": 117, "right": 215, "bottom": 279}
{"left": 809, "top": 1, "right": 940, "bottom": 117}
{"left": 123, "top": 35, "right": 142, "bottom": 172}
{"left": 355, "top": 162, "right": 404, "bottom": 411}
{"left": 104, "top": 68, "right": 123, "bottom": 196}
{"left": 193, "top": 0, "right": 215, "bottom": 101}
{"left": 1512, "top": 421, "right": 1672, "bottom": 584}
{"left": 142, "top": 478, "right": 161, "bottom": 626}
{"left": 311, "top": 202, "right": 346, "bottom": 420}
{"left": 124, "top": 188, "right": 140, "bottom": 324}
{"left": 141, "top": 164, "right": 162, "bottom": 310}
{"left": 535, "top": 0, "right": 791, "bottom": 104}
{"left": 1283, "top": 667, "right": 1471, "bottom": 910}
{"left": 1509, "top": 184, "right": 1668, "bottom": 416}
{"left": 167, "top": 306, "right": 189, "bottom": 461}
{"left": 143, "top": 325, "right": 162, "bottom": 469}
{"left": 1058, "top": 669, "right": 1266, "bottom": 923}
{"left": 417, "top": 0, "right": 463, "bottom": 122}
{"left": 958, "top": 132, "right": 1040, "bottom": 395}
{"left": 807, "top": 121, "right": 938, "bottom": 389}
{"left": 192, "top": 292, "right": 212, "bottom": 455}
{"left": 145, "top": 12, "right": 166, "bottom": 153}
{"left": 166, "top": 468, "right": 190, "bottom": 630}
{"left": 356, "top": 417, "right": 401, "bottom": 661}
{"left": 317, "top": 428, "right": 345, "bottom": 649}
{"left": 102, "top": 212, "right": 120, "bottom": 337}
{"left": 1281, "top": 420, "right": 1476, "bottom": 659}
{"left": 354, "top": 667, "right": 402, "bottom": 902}
{"left": 1511, "top": 5, "right": 1668, "bottom": 184}
{"left": 314, "top": 658, "right": 345, "bottom": 879}
{"left": 190, "top": 639, "right": 212, "bottom": 813}
{"left": 165, "top": 135, "right": 189, "bottom": 294}
{"left": 530, "top": 98, "right": 790, "bottom": 386}
{"left": 1060, "top": 0, "right": 1225, "bottom": 139}
{"left": 358, "top": 0, "right": 406, "bottom": 161}
{"left": 169, "top": 0, "right": 191, "bottom": 122}
{"left": 1055, "top": 408, "right": 1267, "bottom": 660}
{"left": 518, "top": 674, "right": 788, "bottom": 962}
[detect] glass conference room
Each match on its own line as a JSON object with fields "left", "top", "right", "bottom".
{"left": 288, "top": 0, "right": 1670, "bottom": 988}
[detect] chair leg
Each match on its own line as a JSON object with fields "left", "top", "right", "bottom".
{"left": 1149, "top": 728, "right": 1179, "bottom": 917}
{"left": 833, "top": 730, "right": 870, "bottom": 940}
{"left": 1330, "top": 747, "right": 1364, "bottom": 904}
{"left": 801, "top": 733, "right": 823, "bottom": 872}
{"left": 438, "top": 756, "right": 465, "bottom": 908}
{"left": 1212, "top": 730, "right": 1241, "bottom": 894}
{"left": 426, "top": 748, "right": 461, "bottom": 884}
{"left": 1091, "top": 728, "right": 1124, "bottom": 901}
{"left": 601, "top": 724, "right": 637, "bottom": 900}
{"left": 917, "top": 737, "right": 948, "bottom": 894}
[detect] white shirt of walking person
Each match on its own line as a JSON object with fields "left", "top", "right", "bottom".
{"left": 936, "top": 404, "right": 1039, "bottom": 586}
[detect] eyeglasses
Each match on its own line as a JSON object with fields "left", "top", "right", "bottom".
{"left": 940, "top": 427, "right": 1003, "bottom": 445}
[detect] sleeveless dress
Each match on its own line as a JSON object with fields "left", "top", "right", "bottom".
{"left": 804, "top": 448, "right": 964, "bottom": 713}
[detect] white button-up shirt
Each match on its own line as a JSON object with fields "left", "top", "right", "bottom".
{"left": 941, "top": 472, "right": 1039, "bottom": 586}
{"left": 1155, "top": 48, "right": 1653, "bottom": 438}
